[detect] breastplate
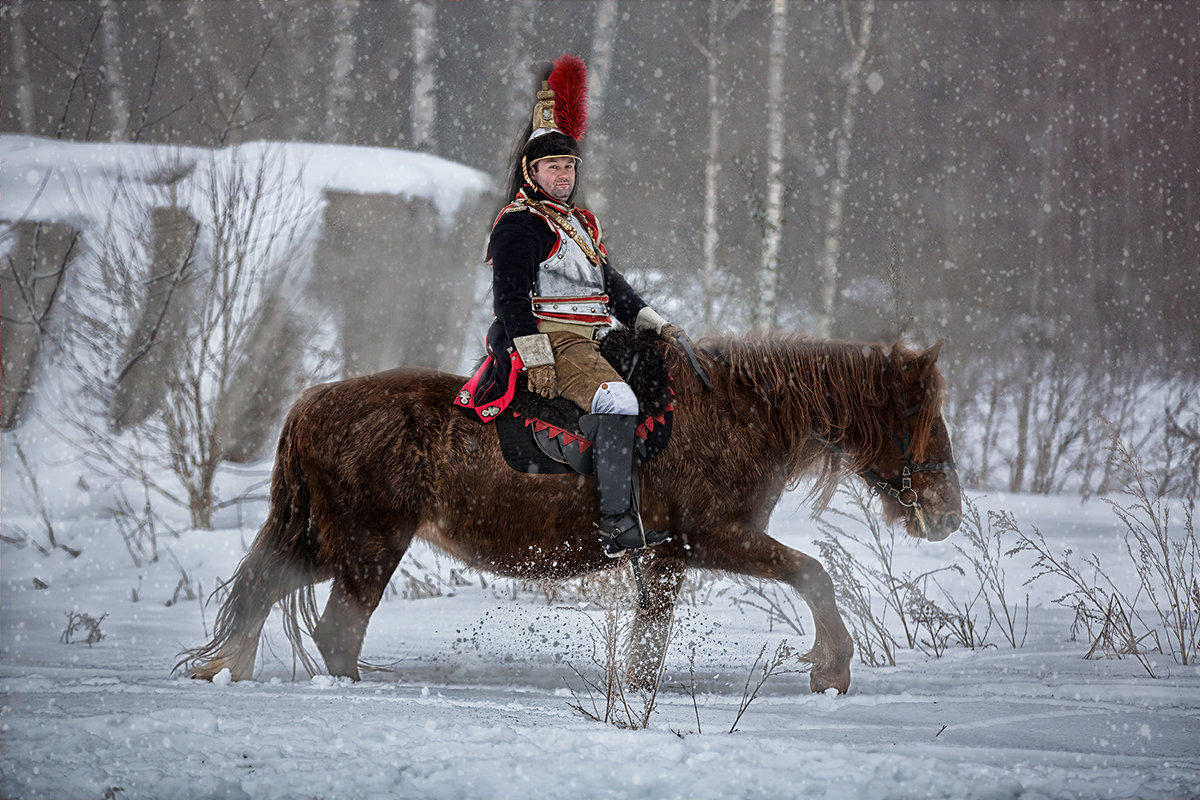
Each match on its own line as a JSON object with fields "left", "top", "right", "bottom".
{"left": 532, "top": 211, "right": 610, "bottom": 325}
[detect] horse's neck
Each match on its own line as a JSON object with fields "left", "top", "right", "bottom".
{"left": 727, "top": 340, "right": 885, "bottom": 463}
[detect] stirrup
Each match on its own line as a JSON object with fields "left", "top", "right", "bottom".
{"left": 596, "top": 517, "right": 671, "bottom": 558}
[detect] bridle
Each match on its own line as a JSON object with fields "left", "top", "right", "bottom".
{"left": 857, "top": 402, "right": 957, "bottom": 510}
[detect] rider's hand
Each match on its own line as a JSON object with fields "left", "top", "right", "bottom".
{"left": 660, "top": 323, "right": 686, "bottom": 343}
{"left": 660, "top": 323, "right": 714, "bottom": 390}
{"left": 526, "top": 364, "right": 557, "bottom": 398}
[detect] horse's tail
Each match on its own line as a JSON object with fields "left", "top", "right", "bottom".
{"left": 175, "top": 403, "right": 325, "bottom": 681}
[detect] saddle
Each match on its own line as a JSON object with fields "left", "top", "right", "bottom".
{"left": 495, "top": 328, "right": 673, "bottom": 475}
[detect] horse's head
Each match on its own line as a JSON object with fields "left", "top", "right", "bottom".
{"left": 857, "top": 341, "right": 962, "bottom": 542}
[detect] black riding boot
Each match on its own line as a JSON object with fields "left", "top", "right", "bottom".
{"left": 588, "top": 413, "right": 671, "bottom": 557}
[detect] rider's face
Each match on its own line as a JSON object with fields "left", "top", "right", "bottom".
{"left": 532, "top": 157, "right": 576, "bottom": 201}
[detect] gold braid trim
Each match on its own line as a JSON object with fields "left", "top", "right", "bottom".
{"left": 519, "top": 197, "right": 606, "bottom": 267}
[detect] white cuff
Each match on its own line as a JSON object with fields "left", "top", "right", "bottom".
{"left": 512, "top": 333, "right": 554, "bottom": 367}
{"left": 635, "top": 307, "right": 668, "bottom": 335}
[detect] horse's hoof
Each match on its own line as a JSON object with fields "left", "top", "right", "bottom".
{"left": 188, "top": 660, "right": 225, "bottom": 682}
{"left": 801, "top": 638, "right": 849, "bottom": 695}
{"left": 325, "top": 662, "right": 362, "bottom": 681}
{"left": 809, "top": 668, "right": 850, "bottom": 694}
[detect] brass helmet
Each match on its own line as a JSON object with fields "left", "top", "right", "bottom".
{"left": 506, "top": 54, "right": 588, "bottom": 202}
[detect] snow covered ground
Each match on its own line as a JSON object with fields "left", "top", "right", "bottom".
{"left": 2, "top": 474, "right": 1197, "bottom": 800}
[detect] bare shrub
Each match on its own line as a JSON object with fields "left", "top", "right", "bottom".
{"left": 564, "top": 571, "right": 669, "bottom": 730}
{"left": 4, "top": 438, "right": 73, "bottom": 557}
{"left": 63, "top": 145, "right": 322, "bottom": 529}
{"left": 951, "top": 496, "right": 1029, "bottom": 648}
{"left": 61, "top": 612, "right": 107, "bottom": 646}
{"left": 396, "top": 566, "right": 444, "bottom": 600}
{"left": 815, "top": 484, "right": 961, "bottom": 664}
{"left": 674, "top": 639, "right": 806, "bottom": 736}
{"left": 1104, "top": 438, "right": 1199, "bottom": 666}
{"left": 106, "top": 483, "right": 172, "bottom": 567}
{"left": 1160, "top": 383, "right": 1199, "bottom": 497}
{"left": 949, "top": 349, "right": 1193, "bottom": 502}
{"left": 1015, "top": 433, "right": 1198, "bottom": 674}
{"left": 164, "top": 549, "right": 200, "bottom": 607}
{"left": 729, "top": 577, "right": 807, "bottom": 636}
{"left": 1016, "top": 520, "right": 1160, "bottom": 677}
{"left": 4, "top": 441, "right": 53, "bottom": 554}
{"left": 728, "top": 639, "right": 804, "bottom": 733}
{"left": 813, "top": 525, "right": 897, "bottom": 667}
{"left": 677, "top": 646, "right": 705, "bottom": 735}
{"left": 905, "top": 589, "right": 960, "bottom": 658}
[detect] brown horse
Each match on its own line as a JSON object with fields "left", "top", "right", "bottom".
{"left": 179, "top": 336, "right": 961, "bottom": 694}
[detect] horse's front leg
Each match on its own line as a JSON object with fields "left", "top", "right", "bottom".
{"left": 690, "top": 526, "right": 854, "bottom": 694}
{"left": 623, "top": 553, "right": 686, "bottom": 691}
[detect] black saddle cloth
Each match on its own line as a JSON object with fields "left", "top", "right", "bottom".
{"left": 495, "top": 328, "right": 673, "bottom": 475}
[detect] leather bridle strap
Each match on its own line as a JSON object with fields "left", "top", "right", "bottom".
{"left": 858, "top": 403, "right": 956, "bottom": 509}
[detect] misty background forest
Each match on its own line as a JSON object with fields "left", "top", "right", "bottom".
{"left": 1, "top": 0, "right": 1197, "bottom": 531}
{"left": 2, "top": 6, "right": 1199, "bottom": 797}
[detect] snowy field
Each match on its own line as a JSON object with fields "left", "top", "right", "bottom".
{"left": 1, "top": 134, "right": 1195, "bottom": 799}
{"left": 2, "top": 471, "right": 1197, "bottom": 800}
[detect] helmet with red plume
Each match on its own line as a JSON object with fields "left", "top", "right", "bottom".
{"left": 506, "top": 54, "right": 589, "bottom": 202}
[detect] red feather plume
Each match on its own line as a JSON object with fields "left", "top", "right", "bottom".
{"left": 548, "top": 54, "right": 588, "bottom": 141}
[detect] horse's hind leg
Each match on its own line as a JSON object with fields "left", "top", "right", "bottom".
{"left": 312, "top": 527, "right": 412, "bottom": 680}
{"left": 185, "top": 533, "right": 326, "bottom": 681}
{"left": 692, "top": 527, "right": 854, "bottom": 694}
{"left": 624, "top": 554, "right": 686, "bottom": 691}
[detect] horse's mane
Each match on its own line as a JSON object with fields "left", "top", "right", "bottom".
{"left": 693, "top": 335, "right": 945, "bottom": 507}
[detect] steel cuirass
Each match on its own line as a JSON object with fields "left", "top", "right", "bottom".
{"left": 531, "top": 210, "right": 610, "bottom": 326}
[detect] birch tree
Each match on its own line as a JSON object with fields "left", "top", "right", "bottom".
{"left": 754, "top": 0, "right": 788, "bottom": 334}
{"left": 694, "top": 0, "right": 749, "bottom": 329}
{"left": 99, "top": 0, "right": 129, "bottom": 140}
{"left": 186, "top": 0, "right": 261, "bottom": 140}
{"left": 6, "top": 0, "right": 38, "bottom": 133}
{"left": 584, "top": 0, "right": 618, "bottom": 216}
{"left": 324, "top": 0, "right": 360, "bottom": 142}
{"left": 815, "top": 0, "right": 875, "bottom": 338}
{"left": 410, "top": 0, "right": 437, "bottom": 152}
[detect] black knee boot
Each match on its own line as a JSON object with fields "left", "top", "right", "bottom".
{"left": 587, "top": 413, "right": 671, "bottom": 557}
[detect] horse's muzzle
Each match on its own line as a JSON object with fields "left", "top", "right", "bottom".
{"left": 916, "top": 510, "right": 961, "bottom": 542}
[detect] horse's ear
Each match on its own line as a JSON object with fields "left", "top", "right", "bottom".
{"left": 913, "top": 339, "right": 944, "bottom": 374}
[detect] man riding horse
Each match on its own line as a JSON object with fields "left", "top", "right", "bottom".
{"left": 455, "top": 55, "right": 689, "bottom": 557}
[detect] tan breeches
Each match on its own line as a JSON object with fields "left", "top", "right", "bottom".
{"left": 544, "top": 329, "right": 623, "bottom": 412}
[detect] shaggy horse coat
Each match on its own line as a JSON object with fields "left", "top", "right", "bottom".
{"left": 179, "top": 336, "right": 961, "bottom": 694}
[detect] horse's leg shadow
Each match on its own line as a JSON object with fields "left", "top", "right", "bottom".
{"left": 624, "top": 554, "right": 686, "bottom": 691}
{"left": 692, "top": 527, "right": 854, "bottom": 694}
{"left": 312, "top": 525, "right": 412, "bottom": 681}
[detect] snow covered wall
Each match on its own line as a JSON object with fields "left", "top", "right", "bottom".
{"left": 0, "top": 135, "right": 496, "bottom": 443}
{"left": 0, "top": 135, "right": 491, "bottom": 228}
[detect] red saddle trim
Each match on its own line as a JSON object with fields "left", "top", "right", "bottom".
{"left": 519, "top": 403, "right": 674, "bottom": 452}
{"left": 523, "top": 414, "right": 593, "bottom": 454}
{"left": 454, "top": 350, "right": 524, "bottom": 423}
